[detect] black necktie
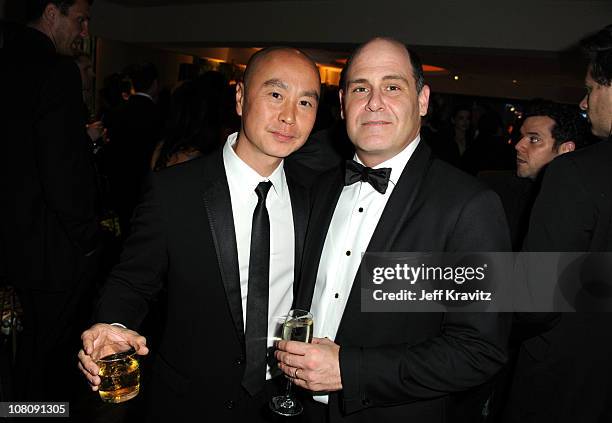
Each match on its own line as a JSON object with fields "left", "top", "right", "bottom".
{"left": 344, "top": 159, "right": 392, "bottom": 194}
{"left": 242, "top": 181, "right": 272, "bottom": 396}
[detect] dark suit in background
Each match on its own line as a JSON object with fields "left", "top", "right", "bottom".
{"left": 95, "top": 150, "right": 309, "bottom": 421}
{"left": 285, "top": 123, "right": 351, "bottom": 188}
{"left": 0, "top": 27, "right": 99, "bottom": 400}
{"left": 297, "top": 142, "right": 512, "bottom": 423}
{"left": 105, "top": 93, "right": 163, "bottom": 237}
{"left": 503, "top": 141, "right": 612, "bottom": 422}
{"left": 477, "top": 170, "right": 537, "bottom": 251}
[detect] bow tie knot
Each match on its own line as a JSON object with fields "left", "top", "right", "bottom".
{"left": 344, "top": 160, "right": 392, "bottom": 194}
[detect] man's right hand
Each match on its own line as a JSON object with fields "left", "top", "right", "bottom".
{"left": 77, "top": 323, "right": 149, "bottom": 391}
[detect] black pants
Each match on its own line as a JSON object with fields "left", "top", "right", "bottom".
{"left": 300, "top": 394, "right": 328, "bottom": 423}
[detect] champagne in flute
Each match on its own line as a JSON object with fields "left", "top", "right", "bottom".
{"left": 270, "top": 309, "right": 313, "bottom": 416}
{"left": 282, "top": 317, "right": 313, "bottom": 343}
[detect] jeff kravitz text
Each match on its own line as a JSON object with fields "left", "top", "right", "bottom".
{"left": 372, "top": 289, "right": 492, "bottom": 302}
{"left": 370, "top": 263, "right": 493, "bottom": 303}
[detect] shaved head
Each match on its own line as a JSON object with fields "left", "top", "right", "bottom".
{"left": 232, "top": 45, "right": 321, "bottom": 176}
{"left": 243, "top": 47, "right": 319, "bottom": 93}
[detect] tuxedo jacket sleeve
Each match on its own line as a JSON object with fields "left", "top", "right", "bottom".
{"left": 95, "top": 151, "right": 310, "bottom": 333}
{"left": 339, "top": 187, "right": 511, "bottom": 413}
{"left": 299, "top": 143, "right": 511, "bottom": 418}
{"left": 95, "top": 172, "right": 167, "bottom": 328}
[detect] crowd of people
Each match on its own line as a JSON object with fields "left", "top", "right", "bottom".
{"left": 1, "top": 0, "right": 611, "bottom": 422}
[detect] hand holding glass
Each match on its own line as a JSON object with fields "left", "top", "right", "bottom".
{"left": 91, "top": 341, "right": 140, "bottom": 403}
{"left": 270, "top": 309, "right": 313, "bottom": 416}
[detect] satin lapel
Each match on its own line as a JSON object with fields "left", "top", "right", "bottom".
{"left": 286, "top": 174, "right": 308, "bottom": 300}
{"left": 201, "top": 151, "right": 244, "bottom": 344}
{"left": 367, "top": 141, "right": 432, "bottom": 252}
{"left": 336, "top": 142, "right": 433, "bottom": 339}
{"left": 295, "top": 167, "right": 345, "bottom": 310}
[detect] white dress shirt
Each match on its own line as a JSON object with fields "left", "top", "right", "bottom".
{"left": 310, "top": 135, "right": 420, "bottom": 403}
{"left": 223, "top": 132, "right": 295, "bottom": 380}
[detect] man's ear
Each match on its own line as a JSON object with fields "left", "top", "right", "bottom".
{"left": 418, "top": 85, "right": 430, "bottom": 117}
{"left": 339, "top": 89, "right": 345, "bottom": 120}
{"left": 235, "top": 82, "right": 245, "bottom": 117}
{"left": 43, "top": 3, "right": 60, "bottom": 23}
{"left": 558, "top": 141, "right": 576, "bottom": 154}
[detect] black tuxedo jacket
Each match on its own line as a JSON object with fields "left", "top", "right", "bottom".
{"left": 505, "top": 140, "right": 612, "bottom": 423}
{"left": 95, "top": 149, "right": 309, "bottom": 421}
{"left": 296, "top": 141, "right": 512, "bottom": 422}
{"left": 524, "top": 140, "right": 612, "bottom": 251}
{"left": 0, "top": 27, "right": 99, "bottom": 291}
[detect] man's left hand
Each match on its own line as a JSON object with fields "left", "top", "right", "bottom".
{"left": 275, "top": 337, "right": 342, "bottom": 392}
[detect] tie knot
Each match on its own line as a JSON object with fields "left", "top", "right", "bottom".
{"left": 359, "top": 166, "right": 374, "bottom": 181}
{"left": 344, "top": 160, "right": 392, "bottom": 194}
{"left": 255, "top": 181, "right": 273, "bottom": 202}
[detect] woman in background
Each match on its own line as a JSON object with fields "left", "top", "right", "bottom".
{"left": 151, "top": 71, "right": 228, "bottom": 170}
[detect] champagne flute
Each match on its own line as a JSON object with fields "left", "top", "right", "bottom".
{"left": 269, "top": 309, "right": 313, "bottom": 416}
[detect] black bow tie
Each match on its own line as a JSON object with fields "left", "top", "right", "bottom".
{"left": 344, "top": 160, "right": 392, "bottom": 194}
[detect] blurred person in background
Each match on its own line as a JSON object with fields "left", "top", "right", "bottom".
{"left": 0, "top": 0, "right": 100, "bottom": 402}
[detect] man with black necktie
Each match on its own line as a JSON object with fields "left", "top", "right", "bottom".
{"left": 276, "top": 37, "right": 511, "bottom": 423}
{"left": 77, "top": 46, "right": 321, "bottom": 421}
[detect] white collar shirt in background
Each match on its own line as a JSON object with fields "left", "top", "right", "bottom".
{"left": 132, "top": 92, "right": 153, "bottom": 102}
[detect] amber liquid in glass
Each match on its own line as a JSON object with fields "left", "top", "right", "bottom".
{"left": 98, "top": 351, "right": 140, "bottom": 403}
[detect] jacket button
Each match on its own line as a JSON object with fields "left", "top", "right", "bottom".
{"left": 225, "top": 400, "right": 235, "bottom": 409}
{"left": 235, "top": 357, "right": 244, "bottom": 365}
{"left": 362, "top": 398, "right": 370, "bottom": 406}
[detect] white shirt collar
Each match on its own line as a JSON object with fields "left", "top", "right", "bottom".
{"left": 354, "top": 134, "right": 421, "bottom": 187}
{"left": 133, "top": 92, "right": 153, "bottom": 101}
{"left": 223, "top": 132, "right": 286, "bottom": 200}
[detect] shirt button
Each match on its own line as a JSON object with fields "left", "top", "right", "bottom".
{"left": 334, "top": 293, "right": 339, "bottom": 298}
{"left": 358, "top": 207, "right": 364, "bottom": 212}
{"left": 225, "top": 400, "right": 235, "bottom": 409}
{"left": 346, "top": 251, "right": 351, "bottom": 256}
